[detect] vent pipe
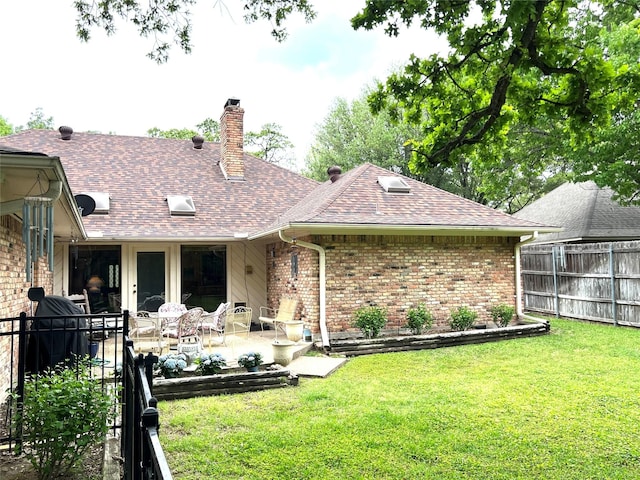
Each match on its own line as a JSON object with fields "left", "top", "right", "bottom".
{"left": 192, "top": 135, "right": 204, "bottom": 149}
{"left": 327, "top": 166, "right": 342, "bottom": 183}
{"left": 59, "top": 126, "right": 73, "bottom": 140}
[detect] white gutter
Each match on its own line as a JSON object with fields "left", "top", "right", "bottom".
{"left": 0, "top": 180, "right": 62, "bottom": 215}
{"left": 278, "top": 230, "right": 330, "bottom": 348}
{"left": 515, "top": 231, "right": 539, "bottom": 321}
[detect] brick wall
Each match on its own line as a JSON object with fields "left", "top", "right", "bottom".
{"left": 220, "top": 101, "right": 245, "bottom": 179}
{"left": 266, "top": 234, "right": 517, "bottom": 335}
{"left": 0, "top": 215, "right": 53, "bottom": 404}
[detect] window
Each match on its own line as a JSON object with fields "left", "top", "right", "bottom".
{"left": 181, "top": 246, "right": 226, "bottom": 312}
{"left": 69, "top": 245, "right": 121, "bottom": 312}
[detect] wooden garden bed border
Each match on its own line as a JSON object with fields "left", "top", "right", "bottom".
{"left": 328, "top": 321, "right": 551, "bottom": 356}
{"left": 153, "top": 368, "right": 298, "bottom": 401}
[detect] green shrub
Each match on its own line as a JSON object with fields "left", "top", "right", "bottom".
{"left": 449, "top": 306, "right": 478, "bottom": 331}
{"left": 405, "top": 304, "right": 434, "bottom": 334}
{"left": 353, "top": 305, "right": 388, "bottom": 338}
{"left": 491, "top": 303, "right": 515, "bottom": 327}
{"left": 14, "top": 360, "right": 115, "bottom": 480}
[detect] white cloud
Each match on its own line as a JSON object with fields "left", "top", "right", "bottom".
{"left": 0, "top": 0, "right": 447, "bottom": 169}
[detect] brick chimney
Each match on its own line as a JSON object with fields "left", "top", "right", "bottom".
{"left": 220, "top": 98, "right": 244, "bottom": 180}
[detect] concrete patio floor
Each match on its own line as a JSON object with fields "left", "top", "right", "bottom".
{"left": 103, "top": 327, "right": 348, "bottom": 378}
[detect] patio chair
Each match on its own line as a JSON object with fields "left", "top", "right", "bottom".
{"left": 200, "top": 302, "right": 231, "bottom": 347}
{"left": 158, "top": 302, "right": 187, "bottom": 330}
{"left": 228, "top": 306, "right": 253, "bottom": 338}
{"left": 65, "top": 289, "right": 91, "bottom": 313}
{"left": 258, "top": 297, "right": 298, "bottom": 334}
{"left": 129, "top": 312, "right": 164, "bottom": 354}
{"left": 162, "top": 307, "right": 204, "bottom": 356}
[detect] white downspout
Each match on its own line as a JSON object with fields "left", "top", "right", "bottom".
{"left": 515, "top": 231, "right": 538, "bottom": 321}
{"left": 278, "top": 230, "right": 329, "bottom": 348}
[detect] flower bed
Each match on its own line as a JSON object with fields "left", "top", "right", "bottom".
{"left": 153, "top": 368, "right": 298, "bottom": 401}
{"left": 328, "top": 320, "right": 550, "bottom": 357}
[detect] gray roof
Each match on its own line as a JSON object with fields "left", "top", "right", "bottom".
{"left": 513, "top": 181, "right": 640, "bottom": 244}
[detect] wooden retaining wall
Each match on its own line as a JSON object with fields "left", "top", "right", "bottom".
{"left": 328, "top": 322, "right": 550, "bottom": 357}
{"left": 153, "top": 369, "right": 298, "bottom": 401}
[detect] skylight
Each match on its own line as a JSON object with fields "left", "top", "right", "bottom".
{"left": 167, "top": 195, "right": 196, "bottom": 216}
{"left": 378, "top": 176, "right": 411, "bottom": 193}
{"left": 83, "top": 192, "right": 110, "bottom": 214}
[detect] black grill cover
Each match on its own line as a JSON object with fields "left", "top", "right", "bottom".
{"left": 26, "top": 295, "right": 89, "bottom": 373}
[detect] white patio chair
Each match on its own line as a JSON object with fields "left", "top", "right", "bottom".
{"left": 200, "top": 302, "right": 231, "bottom": 347}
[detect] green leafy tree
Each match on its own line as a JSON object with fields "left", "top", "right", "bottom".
{"left": 14, "top": 108, "right": 55, "bottom": 132}
{"left": 73, "top": 0, "right": 317, "bottom": 63}
{"left": 244, "top": 122, "right": 295, "bottom": 167}
{"left": 148, "top": 117, "right": 220, "bottom": 141}
{"left": 305, "top": 93, "right": 470, "bottom": 194}
{"left": 359, "top": 1, "right": 640, "bottom": 167}
{"left": 0, "top": 115, "right": 13, "bottom": 136}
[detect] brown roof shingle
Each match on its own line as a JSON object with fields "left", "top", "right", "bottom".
{"left": 1, "top": 130, "right": 318, "bottom": 239}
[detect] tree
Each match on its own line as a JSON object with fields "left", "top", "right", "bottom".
{"left": 244, "top": 123, "right": 295, "bottom": 167}
{"left": 358, "top": 2, "right": 640, "bottom": 167}
{"left": 148, "top": 118, "right": 220, "bottom": 141}
{"left": 304, "top": 90, "right": 564, "bottom": 208}
{"left": 73, "top": 0, "right": 316, "bottom": 63}
{"left": 149, "top": 118, "right": 295, "bottom": 168}
{"left": 0, "top": 116, "right": 13, "bottom": 136}
{"left": 14, "top": 108, "right": 55, "bottom": 131}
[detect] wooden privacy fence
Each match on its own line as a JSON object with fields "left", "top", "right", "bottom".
{"left": 521, "top": 241, "right": 640, "bottom": 326}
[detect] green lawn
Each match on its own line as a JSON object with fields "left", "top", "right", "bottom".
{"left": 159, "top": 319, "right": 640, "bottom": 479}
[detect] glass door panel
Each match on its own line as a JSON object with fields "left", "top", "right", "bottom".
{"left": 136, "top": 251, "right": 165, "bottom": 311}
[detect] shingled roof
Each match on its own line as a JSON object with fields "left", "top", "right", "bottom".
{"left": 513, "top": 181, "right": 640, "bottom": 244}
{"left": 2, "top": 129, "right": 556, "bottom": 241}
{"left": 1, "top": 129, "right": 318, "bottom": 240}
{"left": 259, "top": 163, "right": 554, "bottom": 238}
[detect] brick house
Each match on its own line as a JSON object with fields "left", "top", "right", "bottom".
{"left": 0, "top": 98, "right": 557, "bottom": 354}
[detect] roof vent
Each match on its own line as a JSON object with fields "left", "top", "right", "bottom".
{"left": 82, "top": 192, "right": 110, "bottom": 213}
{"left": 192, "top": 135, "right": 204, "bottom": 149}
{"left": 167, "top": 195, "right": 196, "bottom": 216}
{"left": 327, "top": 166, "right": 342, "bottom": 183}
{"left": 59, "top": 126, "right": 73, "bottom": 140}
{"left": 378, "top": 176, "right": 411, "bottom": 193}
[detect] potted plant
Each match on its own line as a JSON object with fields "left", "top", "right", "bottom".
{"left": 156, "top": 353, "right": 188, "bottom": 378}
{"left": 194, "top": 352, "right": 227, "bottom": 375}
{"left": 405, "top": 304, "right": 434, "bottom": 334}
{"left": 237, "top": 351, "right": 263, "bottom": 372}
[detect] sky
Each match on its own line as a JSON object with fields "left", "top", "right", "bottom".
{"left": 0, "top": 1, "right": 445, "bottom": 169}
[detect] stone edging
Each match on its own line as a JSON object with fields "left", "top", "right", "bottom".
{"left": 152, "top": 369, "right": 298, "bottom": 401}
{"left": 328, "top": 321, "right": 551, "bottom": 356}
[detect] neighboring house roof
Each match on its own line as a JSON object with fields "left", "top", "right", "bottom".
{"left": 1, "top": 129, "right": 318, "bottom": 240}
{"left": 513, "top": 181, "right": 640, "bottom": 244}
{"left": 259, "top": 163, "right": 555, "bottom": 238}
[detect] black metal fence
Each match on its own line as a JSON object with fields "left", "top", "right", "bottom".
{"left": 0, "top": 309, "right": 173, "bottom": 479}
{"left": 121, "top": 336, "right": 173, "bottom": 480}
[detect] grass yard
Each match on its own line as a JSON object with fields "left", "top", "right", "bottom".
{"left": 159, "top": 319, "right": 640, "bottom": 479}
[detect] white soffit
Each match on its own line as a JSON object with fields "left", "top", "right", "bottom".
{"left": 83, "top": 192, "right": 110, "bottom": 213}
{"left": 378, "top": 176, "right": 411, "bottom": 193}
{"left": 167, "top": 195, "right": 196, "bottom": 216}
